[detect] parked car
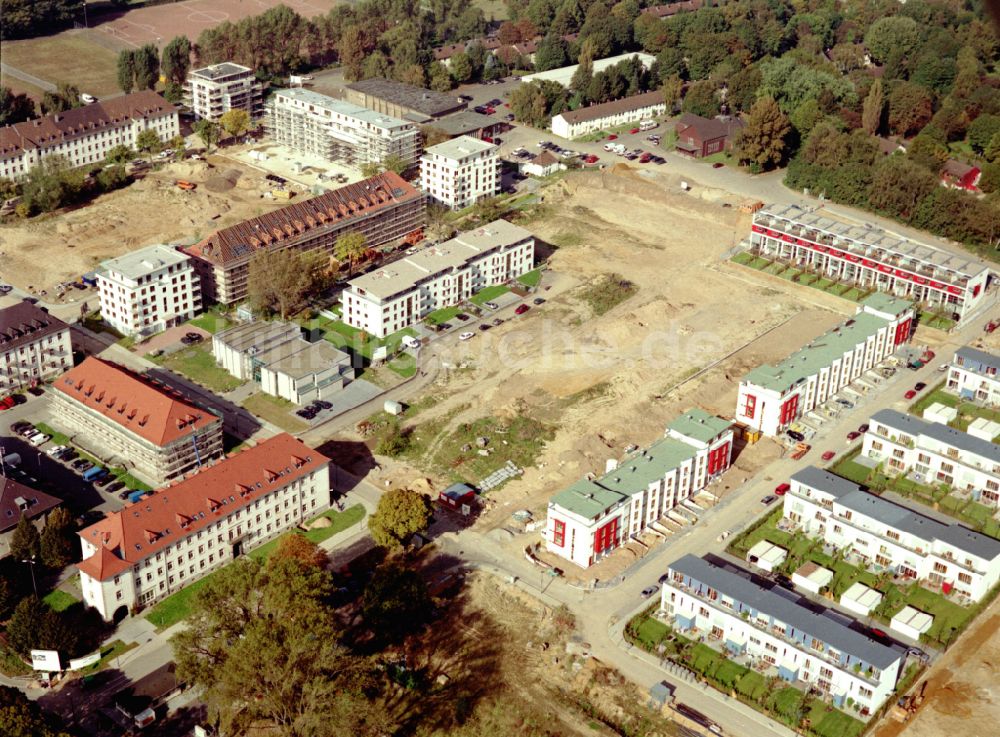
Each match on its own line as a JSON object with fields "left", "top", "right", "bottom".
{"left": 94, "top": 475, "right": 114, "bottom": 488}
{"left": 640, "top": 585, "right": 659, "bottom": 598}
{"left": 835, "top": 398, "right": 854, "bottom": 408}
{"left": 0, "top": 396, "right": 15, "bottom": 410}
{"left": 16, "top": 422, "right": 36, "bottom": 436}
{"left": 629, "top": 128, "right": 640, "bottom": 134}
{"left": 11, "top": 421, "right": 32, "bottom": 434}
{"left": 27, "top": 385, "right": 44, "bottom": 396}
{"left": 71, "top": 458, "right": 91, "bottom": 470}
{"left": 712, "top": 162, "right": 724, "bottom": 168}
{"left": 478, "top": 324, "right": 490, "bottom": 331}
{"left": 118, "top": 489, "right": 131, "bottom": 500}
{"left": 492, "top": 318, "right": 504, "bottom": 326}
{"left": 314, "top": 399, "right": 333, "bottom": 410}
{"left": 458, "top": 331, "right": 475, "bottom": 341}
{"left": 484, "top": 301, "right": 500, "bottom": 310}
{"left": 821, "top": 450, "right": 836, "bottom": 461}
{"left": 606, "top": 134, "right": 618, "bottom": 140}
{"left": 533, "top": 297, "right": 546, "bottom": 305}
{"left": 786, "top": 429, "right": 805, "bottom": 442}
{"left": 774, "top": 483, "right": 790, "bottom": 495}
{"left": 46, "top": 445, "right": 68, "bottom": 457}
{"left": 28, "top": 432, "right": 49, "bottom": 446}
{"left": 75, "top": 461, "right": 94, "bottom": 474}
{"left": 583, "top": 154, "right": 599, "bottom": 164}
{"left": 181, "top": 332, "right": 203, "bottom": 345}
{"left": 106, "top": 481, "right": 125, "bottom": 494}
{"left": 760, "top": 495, "right": 777, "bottom": 505}
{"left": 938, "top": 363, "right": 949, "bottom": 372}
{"left": 914, "top": 382, "right": 926, "bottom": 391}
{"left": 59, "top": 449, "right": 78, "bottom": 463}
{"left": 0, "top": 284, "right": 14, "bottom": 294}
{"left": 455, "top": 313, "right": 470, "bottom": 322}
{"left": 514, "top": 304, "right": 530, "bottom": 315}
{"left": 858, "top": 424, "right": 869, "bottom": 433}
{"left": 904, "top": 389, "right": 917, "bottom": 399}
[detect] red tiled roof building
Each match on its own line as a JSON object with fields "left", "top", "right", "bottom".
{"left": 51, "top": 357, "right": 224, "bottom": 486}
{"left": 77, "top": 433, "right": 331, "bottom": 620}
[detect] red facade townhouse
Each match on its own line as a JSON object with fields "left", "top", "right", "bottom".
{"left": 674, "top": 113, "right": 744, "bottom": 159}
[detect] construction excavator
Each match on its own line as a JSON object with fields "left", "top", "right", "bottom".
{"left": 890, "top": 681, "right": 927, "bottom": 723}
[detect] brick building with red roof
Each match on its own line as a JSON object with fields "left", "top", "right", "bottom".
{"left": 183, "top": 171, "right": 425, "bottom": 304}
{"left": 51, "top": 357, "right": 224, "bottom": 486}
{"left": 77, "top": 433, "right": 331, "bottom": 620}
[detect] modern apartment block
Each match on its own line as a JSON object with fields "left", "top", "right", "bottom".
{"left": 419, "top": 136, "right": 500, "bottom": 210}
{"left": 212, "top": 320, "right": 355, "bottom": 404}
{"left": 749, "top": 204, "right": 990, "bottom": 322}
{"left": 946, "top": 346, "right": 1000, "bottom": 407}
{"left": 96, "top": 244, "right": 202, "bottom": 338}
{"left": 862, "top": 409, "right": 1000, "bottom": 509}
{"left": 661, "top": 554, "right": 903, "bottom": 714}
{"left": 51, "top": 357, "right": 224, "bottom": 486}
{"left": 784, "top": 466, "right": 1000, "bottom": 601}
{"left": 735, "top": 294, "right": 914, "bottom": 437}
{"left": 266, "top": 88, "right": 420, "bottom": 169}
{"left": 77, "top": 433, "right": 331, "bottom": 620}
{"left": 0, "top": 91, "right": 178, "bottom": 179}
{"left": 0, "top": 301, "right": 72, "bottom": 393}
{"left": 184, "top": 172, "right": 425, "bottom": 305}
{"left": 545, "top": 409, "right": 734, "bottom": 568}
{"left": 341, "top": 219, "right": 534, "bottom": 338}
{"left": 184, "top": 63, "right": 264, "bottom": 121}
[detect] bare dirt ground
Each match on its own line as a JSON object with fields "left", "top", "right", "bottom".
{"left": 0, "top": 158, "right": 286, "bottom": 293}
{"left": 362, "top": 166, "right": 855, "bottom": 531}
{"left": 873, "top": 589, "right": 1000, "bottom": 737}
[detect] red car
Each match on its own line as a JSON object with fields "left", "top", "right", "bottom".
{"left": 607, "top": 134, "right": 618, "bottom": 140}
{"left": 904, "top": 389, "right": 917, "bottom": 399}
{"left": 774, "top": 483, "right": 790, "bottom": 496}
{"left": 846, "top": 431, "right": 860, "bottom": 441}
{"left": 515, "top": 304, "right": 530, "bottom": 315}
{"left": 0, "top": 396, "right": 15, "bottom": 410}
{"left": 629, "top": 127, "right": 640, "bottom": 134}
{"left": 583, "top": 154, "right": 599, "bottom": 164}
{"left": 639, "top": 153, "right": 652, "bottom": 163}
{"left": 858, "top": 424, "right": 869, "bottom": 433}
{"left": 821, "top": 450, "right": 836, "bottom": 461}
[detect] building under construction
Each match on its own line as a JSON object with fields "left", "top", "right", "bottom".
{"left": 184, "top": 171, "right": 425, "bottom": 305}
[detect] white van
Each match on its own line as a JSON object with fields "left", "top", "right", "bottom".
{"left": 80, "top": 93, "right": 97, "bottom": 105}
{"left": 402, "top": 335, "right": 421, "bottom": 350}
{"left": 639, "top": 120, "right": 657, "bottom": 131}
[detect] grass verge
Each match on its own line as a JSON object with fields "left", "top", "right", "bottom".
{"left": 241, "top": 392, "right": 308, "bottom": 434}
{"left": 151, "top": 345, "right": 245, "bottom": 393}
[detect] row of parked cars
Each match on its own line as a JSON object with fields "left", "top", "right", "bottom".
{"left": 296, "top": 399, "right": 333, "bottom": 420}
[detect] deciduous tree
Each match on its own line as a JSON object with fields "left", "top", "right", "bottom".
{"left": 9, "top": 516, "right": 40, "bottom": 562}
{"left": 134, "top": 43, "right": 160, "bottom": 90}
{"left": 334, "top": 231, "right": 368, "bottom": 275}
{"left": 161, "top": 36, "right": 192, "bottom": 85}
{"left": 273, "top": 533, "right": 328, "bottom": 569}
{"left": 194, "top": 119, "right": 220, "bottom": 151}
{"left": 681, "top": 80, "right": 719, "bottom": 118}
{"left": 862, "top": 79, "right": 885, "bottom": 136}
{"left": 40, "top": 83, "right": 81, "bottom": 115}
{"left": 737, "top": 96, "right": 791, "bottom": 171}
{"left": 0, "top": 87, "right": 36, "bottom": 126}
{"left": 247, "top": 249, "right": 325, "bottom": 318}
{"left": 39, "top": 507, "right": 76, "bottom": 569}
{"left": 0, "top": 685, "right": 74, "bottom": 737}
{"left": 117, "top": 50, "right": 136, "bottom": 94}
{"left": 368, "top": 488, "right": 431, "bottom": 548}
{"left": 361, "top": 563, "right": 431, "bottom": 644}
{"left": 888, "top": 81, "right": 933, "bottom": 137}
{"left": 219, "top": 109, "right": 251, "bottom": 139}
{"left": 864, "top": 16, "right": 920, "bottom": 65}
{"left": 135, "top": 128, "right": 162, "bottom": 154}
{"left": 969, "top": 115, "right": 1000, "bottom": 154}
{"left": 105, "top": 144, "right": 135, "bottom": 165}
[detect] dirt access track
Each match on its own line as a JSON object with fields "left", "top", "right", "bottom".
{"left": 0, "top": 158, "right": 287, "bottom": 294}
{"left": 367, "top": 166, "right": 867, "bottom": 528}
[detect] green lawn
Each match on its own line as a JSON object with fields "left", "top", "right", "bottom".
{"left": 387, "top": 353, "right": 417, "bottom": 378}
{"left": 42, "top": 589, "right": 78, "bottom": 613}
{"left": 517, "top": 268, "right": 542, "bottom": 288}
{"left": 81, "top": 639, "right": 138, "bottom": 673}
{"left": 633, "top": 615, "right": 670, "bottom": 650}
{"left": 241, "top": 393, "right": 308, "bottom": 434}
{"left": 470, "top": 284, "right": 510, "bottom": 305}
{"left": 188, "top": 307, "right": 234, "bottom": 334}
{"left": 153, "top": 345, "right": 246, "bottom": 393}
{"left": 807, "top": 700, "right": 864, "bottom": 737}
{"left": 910, "top": 381, "right": 1000, "bottom": 433}
{"left": 918, "top": 310, "right": 956, "bottom": 331}
{"left": 33, "top": 422, "right": 70, "bottom": 447}
{"left": 424, "top": 305, "right": 462, "bottom": 325}
{"left": 110, "top": 467, "right": 153, "bottom": 492}
{"left": 731, "top": 251, "right": 755, "bottom": 266}
{"left": 145, "top": 504, "right": 365, "bottom": 630}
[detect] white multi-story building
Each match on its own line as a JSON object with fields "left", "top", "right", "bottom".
{"left": 96, "top": 244, "right": 202, "bottom": 338}
{"left": 212, "top": 320, "right": 355, "bottom": 405}
{"left": 749, "top": 204, "right": 990, "bottom": 323}
{"left": 0, "top": 91, "right": 178, "bottom": 180}
{"left": 419, "top": 136, "right": 499, "bottom": 210}
{"left": 735, "top": 294, "right": 914, "bottom": 437}
{"left": 784, "top": 466, "right": 1000, "bottom": 602}
{"left": 342, "top": 219, "right": 534, "bottom": 338}
{"left": 863, "top": 408, "right": 1000, "bottom": 509}
{"left": 266, "top": 88, "right": 420, "bottom": 170}
{"left": 551, "top": 90, "right": 666, "bottom": 139}
{"left": 0, "top": 300, "right": 72, "bottom": 393}
{"left": 51, "top": 357, "right": 224, "bottom": 486}
{"left": 184, "top": 63, "right": 264, "bottom": 122}
{"left": 546, "top": 409, "right": 733, "bottom": 568}
{"left": 946, "top": 346, "right": 1000, "bottom": 406}
{"left": 661, "top": 554, "right": 903, "bottom": 714}
{"left": 76, "top": 433, "right": 331, "bottom": 620}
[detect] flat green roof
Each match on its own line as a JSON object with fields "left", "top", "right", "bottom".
{"left": 667, "top": 408, "right": 732, "bottom": 444}
{"left": 859, "top": 292, "right": 911, "bottom": 317}
{"left": 743, "top": 311, "right": 891, "bottom": 394}
{"left": 550, "top": 479, "right": 627, "bottom": 519}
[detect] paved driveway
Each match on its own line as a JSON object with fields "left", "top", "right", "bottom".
{"left": 134, "top": 324, "right": 211, "bottom": 356}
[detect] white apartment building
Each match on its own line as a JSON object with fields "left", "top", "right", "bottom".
{"left": 661, "top": 554, "right": 903, "bottom": 714}
{"left": 946, "top": 346, "right": 1000, "bottom": 406}
{"left": 184, "top": 63, "right": 264, "bottom": 122}
{"left": 342, "top": 219, "right": 534, "bottom": 338}
{"left": 419, "top": 136, "right": 499, "bottom": 210}
{"left": 551, "top": 90, "right": 666, "bottom": 139}
{"left": 863, "top": 408, "right": 1000, "bottom": 509}
{"left": 77, "top": 433, "right": 331, "bottom": 620}
{"left": 266, "top": 88, "right": 420, "bottom": 169}
{"left": 784, "top": 465, "right": 1000, "bottom": 602}
{"left": 0, "top": 301, "right": 72, "bottom": 393}
{"left": 735, "top": 294, "right": 914, "bottom": 437}
{"left": 213, "top": 320, "right": 355, "bottom": 405}
{"left": 0, "top": 91, "right": 178, "bottom": 180}
{"left": 96, "top": 244, "right": 202, "bottom": 338}
{"left": 750, "top": 204, "right": 990, "bottom": 323}
{"left": 546, "top": 409, "right": 734, "bottom": 568}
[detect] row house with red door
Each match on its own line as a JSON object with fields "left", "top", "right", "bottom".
{"left": 735, "top": 294, "right": 915, "bottom": 437}
{"left": 749, "top": 203, "right": 989, "bottom": 323}
{"left": 545, "top": 409, "right": 733, "bottom": 568}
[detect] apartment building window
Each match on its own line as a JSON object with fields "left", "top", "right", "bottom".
{"left": 933, "top": 562, "right": 947, "bottom": 573}
{"left": 820, "top": 666, "right": 834, "bottom": 679}
{"left": 859, "top": 686, "right": 873, "bottom": 699}
{"left": 941, "top": 462, "right": 954, "bottom": 473}
{"left": 918, "top": 453, "right": 931, "bottom": 464}
{"left": 887, "top": 530, "right": 900, "bottom": 541}
{"left": 699, "top": 606, "right": 709, "bottom": 617}
{"left": 959, "top": 572, "right": 973, "bottom": 584}
{"left": 871, "top": 440, "right": 883, "bottom": 451}
{"left": 765, "top": 642, "right": 778, "bottom": 653}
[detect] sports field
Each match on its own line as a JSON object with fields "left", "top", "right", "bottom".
{"left": 1, "top": 31, "right": 121, "bottom": 97}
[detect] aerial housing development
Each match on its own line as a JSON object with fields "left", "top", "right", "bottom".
{"left": 419, "top": 136, "right": 500, "bottom": 210}
{"left": 946, "top": 346, "right": 1000, "bottom": 406}
{"left": 184, "top": 62, "right": 265, "bottom": 121}
{"left": 735, "top": 295, "right": 915, "bottom": 436}
{"left": 0, "top": 300, "right": 71, "bottom": 393}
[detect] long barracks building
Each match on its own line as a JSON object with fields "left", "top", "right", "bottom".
{"left": 750, "top": 204, "right": 990, "bottom": 323}
{"left": 184, "top": 172, "right": 425, "bottom": 305}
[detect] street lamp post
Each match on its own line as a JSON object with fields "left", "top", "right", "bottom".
{"left": 21, "top": 556, "right": 38, "bottom": 596}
